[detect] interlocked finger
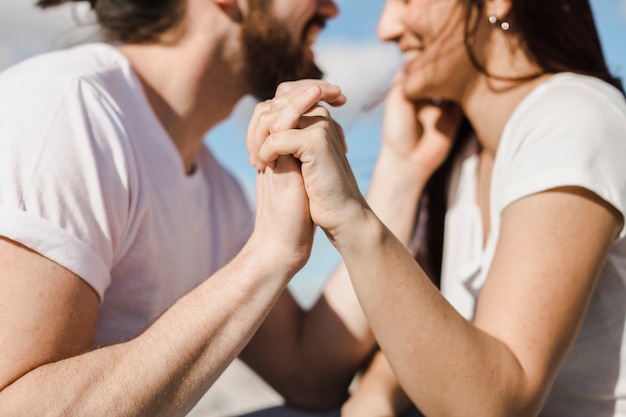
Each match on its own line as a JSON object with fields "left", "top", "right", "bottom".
{"left": 246, "top": 99, "right": 273, "bottom": 170}
{"left": 246, "top": 80, "right": 347, "bottom": 171}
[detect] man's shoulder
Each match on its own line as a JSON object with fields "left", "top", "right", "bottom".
{"left": 2, "top": 43, "right": 123, "bottom": 78}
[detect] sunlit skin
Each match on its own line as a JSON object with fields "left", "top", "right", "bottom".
{"left": 378, "top": 0, "right": 477, "bottom": 102}
{"left": 245, "top": 0, "right": 624, "bottom": 415}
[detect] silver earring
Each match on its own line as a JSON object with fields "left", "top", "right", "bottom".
{"left": 488, "top": 15, "right": 510, "bottom": 31}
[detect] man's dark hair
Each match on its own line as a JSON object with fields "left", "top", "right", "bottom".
{"left": 37, "top": 0, "right": 186, "bottom": 43}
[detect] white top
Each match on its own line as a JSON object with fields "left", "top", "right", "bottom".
{"left": 0, "top": 43, "right": 254, "bottom": 346}
{"left": 441, "top": 73, "right": 626, "bottom": 416}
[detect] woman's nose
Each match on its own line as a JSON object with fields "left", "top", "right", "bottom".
{"left": 378, "top": 1, "right": 405, "bottom": 42}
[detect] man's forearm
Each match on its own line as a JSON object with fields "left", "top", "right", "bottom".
{"left": 0, "top": 248, "right": 292, "bottom": 417}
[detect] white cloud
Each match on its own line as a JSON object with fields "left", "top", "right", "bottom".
{"left": 316, "top": 39, "right": 402, "bottom": 125}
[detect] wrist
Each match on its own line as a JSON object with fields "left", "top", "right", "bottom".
{"left": 237, "top": 235, "right": 306, "bottom": 284}
{"left": 373, "top": 149, "right": 431, "bottom": 193}
{"left": 328, "top": 206, "right": 386, "bottom": 257}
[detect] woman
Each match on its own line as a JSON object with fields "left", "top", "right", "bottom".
{"left": 247, "top": 0, "right": 626, "bottom": 415}
{"left": 0, "top": 0, "right": 366, "bottom": 415}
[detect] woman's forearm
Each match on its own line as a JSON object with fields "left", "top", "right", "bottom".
{"left": 334, "top": 213, "right": 526, "bottom": 417}
{"left": 342, "top": 349, "right": 413, "bottom": 417}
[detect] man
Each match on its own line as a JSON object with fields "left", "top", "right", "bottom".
{"left": 0, "top": 0, "right": 375, "bottom": 415}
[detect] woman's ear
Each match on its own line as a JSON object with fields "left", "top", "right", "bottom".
{"left": 485, "top": 0, "right": 512, "bottom": 21}
{"left": 212, "top": 0, "right": 244, "bottom": 22}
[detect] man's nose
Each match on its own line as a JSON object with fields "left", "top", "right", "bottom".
{"left": 317, "top": 0, "right": 339, "bottom": 20}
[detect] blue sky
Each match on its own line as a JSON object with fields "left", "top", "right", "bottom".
{"left": 1, "top": 0, "right": 625, "bottom": 306}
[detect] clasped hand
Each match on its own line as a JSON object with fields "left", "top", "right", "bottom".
{"left": 246, "top": 80, "right": 368, "bottom": 248}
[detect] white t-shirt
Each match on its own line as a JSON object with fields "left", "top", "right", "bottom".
{"left": 0, "top": 43, "right": 254, "bottom": 346}
{"left": 441, "top": 73, "right": 626, "bottom": 416}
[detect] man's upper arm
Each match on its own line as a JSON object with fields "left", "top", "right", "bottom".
{"left": 0, "top": 236, "right": 99, "bottom": 391}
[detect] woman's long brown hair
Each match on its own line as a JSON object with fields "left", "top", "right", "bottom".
{"left": 417, "top": 0, "right": 623, "bottom": 286}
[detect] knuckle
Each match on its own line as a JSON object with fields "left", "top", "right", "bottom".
{"left": 271, "top": 95, "right": 288, "bottom": 110}
{"left": 318, "top": 105, "right": 331, "bottom": 117}
{"left": 308, "top": 103, "right": 330, "bottom": 117}
{"left": 276, "top": 81, "right": 294, "bottom": 96}
{"left": 259, "top": 100, "right": 272, "bottom": 111}
{"left": 270, "top": 115, "right": 289, "bottom": 133}
{"left": 258, "top": 109, "right": 272, "bottom": 124}
{"left": 311, "top": 124, "right": 330, "bottom": 140}
{"left": 253, "top": 101, "right": 271, "bottom": 118}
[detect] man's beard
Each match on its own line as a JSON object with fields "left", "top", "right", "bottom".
{"left": 241, "top": 0, "right": 325, "bottom": 101}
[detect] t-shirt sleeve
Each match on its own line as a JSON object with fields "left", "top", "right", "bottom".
{"left": 495, "top": 78, "right": 626, "bottom": 239}
{"left": 0, "top": 75, "right": 133, "bottom": 300}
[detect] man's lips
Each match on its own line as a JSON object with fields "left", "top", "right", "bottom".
{"left": 303, "top": 16, "right": 327, "bottom": 46}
